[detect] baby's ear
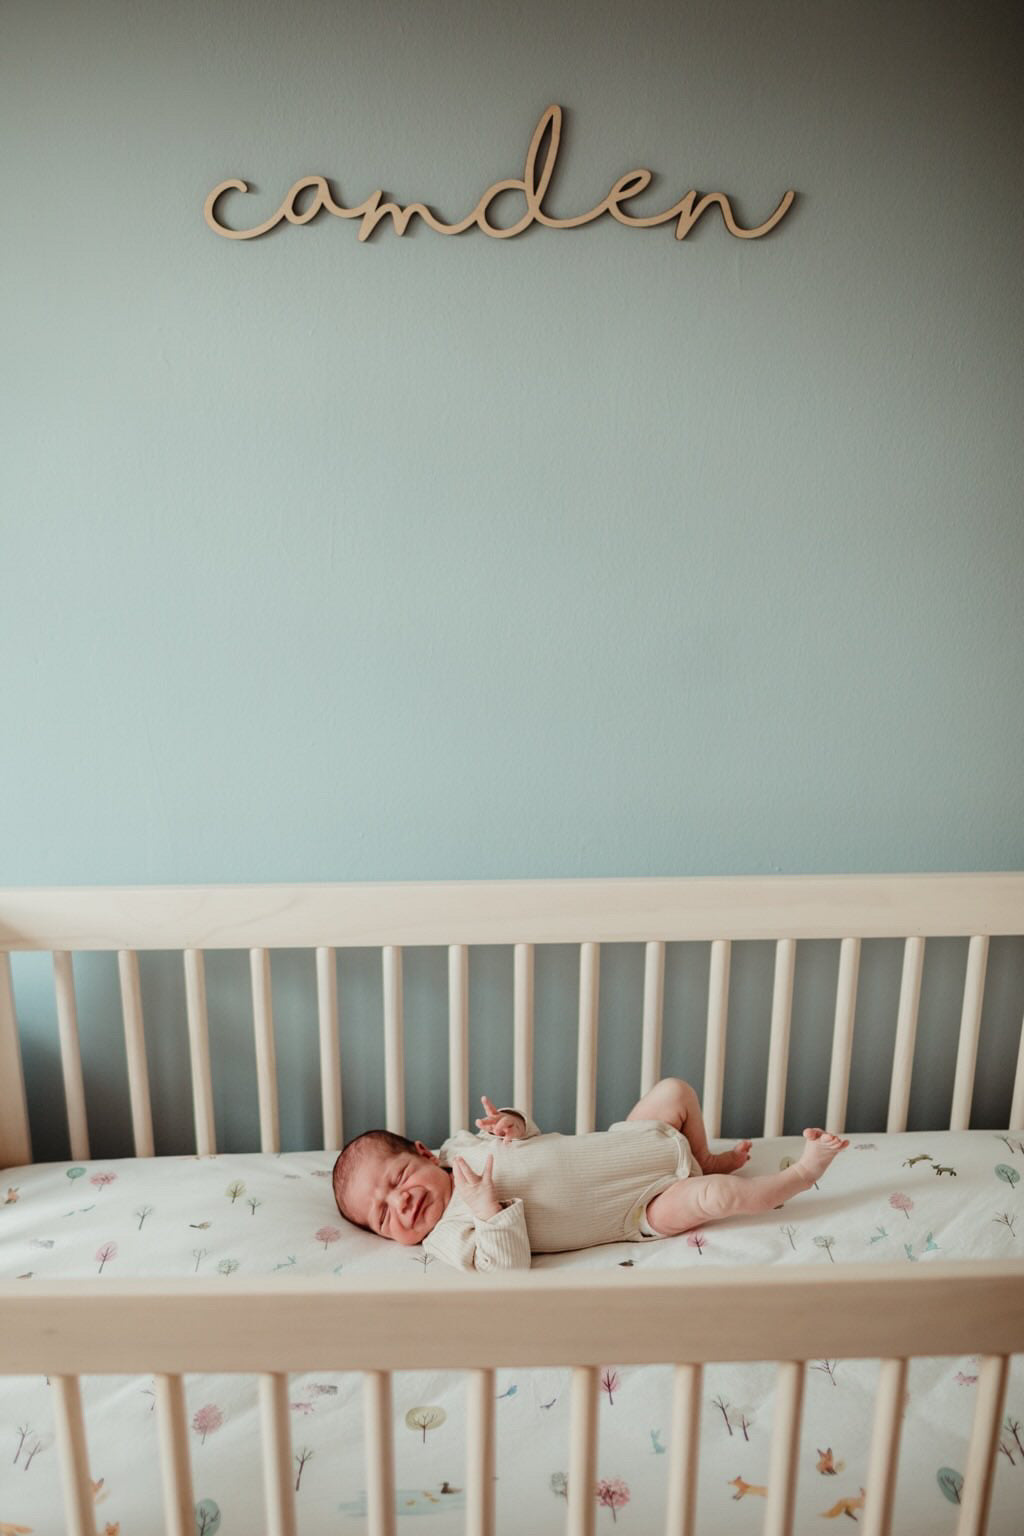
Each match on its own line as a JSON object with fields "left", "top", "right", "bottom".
{"left": 414, "top": 1140, "right": 438, "bottom": 1162}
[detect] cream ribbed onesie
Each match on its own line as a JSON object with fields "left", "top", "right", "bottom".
{"left": 421, "top": 1111, "right": 696, "bottom": 1272}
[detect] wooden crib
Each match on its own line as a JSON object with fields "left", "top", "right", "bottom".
{"left": 1, "top": 873, "right": 1023, "bottom": 1536}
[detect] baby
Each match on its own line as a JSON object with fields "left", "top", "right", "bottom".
{"left": 333, "top": 1077, "right": 848, "bottom": 1271}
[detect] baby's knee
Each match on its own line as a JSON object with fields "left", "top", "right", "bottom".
{"left": 655, "top": 1075, "right": 695, "bottom": 1100}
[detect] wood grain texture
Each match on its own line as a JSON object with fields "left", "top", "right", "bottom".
{"left": 1, "top": 1264, "right": 1020, "bottom": 1375}
{"left": 2, "top": 874, "right": 1021, "bottom": 950}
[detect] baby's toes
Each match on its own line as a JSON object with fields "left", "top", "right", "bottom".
{"left": 803, "top": 1127, "right": 824, "bottom": 1141}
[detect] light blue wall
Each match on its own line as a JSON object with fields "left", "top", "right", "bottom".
{"left": 3, "top": 1, "right": 1022, "bottom": 1157}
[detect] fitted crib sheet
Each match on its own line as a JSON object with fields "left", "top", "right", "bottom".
{"left": 1, "top": 1130, "right": 1022, "bottom": 1536}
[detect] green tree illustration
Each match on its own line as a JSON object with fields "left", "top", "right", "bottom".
{"left": 937, "top": 1468, "right": 963, "bottom": 1504}
{"left": 195, "top": 1497, "right": 222, "bottom": 1533}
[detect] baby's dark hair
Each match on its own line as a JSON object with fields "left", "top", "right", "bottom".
{"left": 333, "top": 1129, "right": 418, "bottom": 1229}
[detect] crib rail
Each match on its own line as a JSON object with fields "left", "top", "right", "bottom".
{"left": 2, "top": 1263, "right": 1022, "bottom": 1536}
{"left": 3, "top": 874, "right": 1024, "bottom": 950}
{"left": 1, "top": 876, "right": 1024, "bottom": 1168}
{"left": 4, "top": 1263, "right": 1022, "bottom": 1371}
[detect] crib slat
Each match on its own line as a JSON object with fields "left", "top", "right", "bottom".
{"left": 641, "top": 940, "right": 665, "bottom": 1097}
{"left": 51, "top": 1374, "right": 96, "bottom": 1536}
{"left": 860, "top": 1357, "right": 908, "bottom": 1536}
{"left": 53, "top": 950, "right": 90, "bottom": 1162}
{"left": 449, "top": 944, "right": 469, "bottom": 1136}
{"left": 887, "top": 937, "right": 925, "bottom": 1133}
{"left": 251, "top": 948, "right": 281, "bottom": 1153}
{"left": 664, "top": 1362, "right": 702, "bottom": 1536}
{"left": 826, "top": 937, "right": 861, "bottom": 1134}
{"left": 316, "top": 946, "right": 343, "bottom": 1149}
{"left": 513, "top": 943, "right": 535, "bottom": 1120}
{"left": 949, "top": 935, "right": 989, "bottom": 1131}
{"left": 183, "top": 948, "right": 217, "bottom": 1156}
{"left": 763, "top": 939, "right": 796, "bottom": 1137}
{"left": 1012, "top": 1011, "right": 1024, "bottom": 1132}
{"left": 576, "top": 943, "right": 600, "bottom": 1134}
{"left": 703, "top": 940, "right": 731, "bottom": 1140}
{"left": 154, "top": 1372, "right": 196, "bottom": 1536}
{"left": 763, "top": 1360, "right": 804, "bottom": 1536}
{"left": 0, "top": 952, "right": 32, "bottom": 1167}
{"left": 118, "top": 949, "right": 155, "bottom": 1156}
{"left": 382, "top": 946, "right": 405, "bottom": 1136}
{"left": 957, "top": 1354, "right": 1010, "bottom": 1536}
{"left": 567, "top": 1365, "right": 599, "bottom": 1536}
{"left": 364, "top": 1370, "right": 397, "bottom": 1536}
{"left": 260, "top": 1372, "right": 298, "bottom": 1536}
{"left": 465, "top": 1367, "right": 496, "bottom": 1536}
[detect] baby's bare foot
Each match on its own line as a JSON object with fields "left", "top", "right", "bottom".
{"left": 796, "top": 1128, "right": 849, "bottom": 1183}
{"left": 700, "top": 1139, "right": 753, "bottom": 1175}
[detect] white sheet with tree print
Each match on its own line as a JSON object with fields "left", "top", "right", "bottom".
{"left": 1, "top": 1129, "right": 1021, "bottom": 1535}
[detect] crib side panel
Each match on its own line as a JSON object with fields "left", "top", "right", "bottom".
{"left": 2, "top": 876, "right": 1022, "bottom": 1163}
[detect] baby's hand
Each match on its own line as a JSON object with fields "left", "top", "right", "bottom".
{"left": 475, "top": 1095, "right": 526, "bottom": 1142}
{"left": 452, "top": 1154, "right": 501, "bottom": 1221}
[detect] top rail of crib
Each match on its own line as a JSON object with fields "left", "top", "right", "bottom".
{"left": 2, "top": 872, "right": 1023, "bottom": 949}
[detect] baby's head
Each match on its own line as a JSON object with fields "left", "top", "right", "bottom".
{"left": 333, "top": 1129, "right": 453, "bottom": 1245}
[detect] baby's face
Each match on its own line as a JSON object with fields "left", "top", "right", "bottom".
{"left": 347, "top": 1141, "right": 453, "bottom": 1245}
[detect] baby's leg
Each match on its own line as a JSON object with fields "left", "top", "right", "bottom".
{"left": 626, "top": 1077, "right": 751, "bottom": 1174}
{"left": 645, "top": 1129, "right": 849, "bottom": 1236}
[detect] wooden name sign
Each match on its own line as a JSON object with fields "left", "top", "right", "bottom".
{"left": 204, "top": 105, "right": 795, "bottom": 245}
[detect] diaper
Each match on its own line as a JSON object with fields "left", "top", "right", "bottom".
{"left": 638, "top": 1203, "right": 668, "bottom": 1238}
{"left": 611, "top": 1118, "right": 696, "bottom": 1241}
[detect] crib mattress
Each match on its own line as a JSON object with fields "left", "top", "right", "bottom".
{"left": 1, "top": 1130, "right": 1022, "bottom": 1535}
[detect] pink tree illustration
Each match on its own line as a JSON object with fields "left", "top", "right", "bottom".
{"left": 687, "top": 1231, "right": 707, "bottom": 1256}
{"left": 314, "top": 1225, "right": 342, "bottom": 1252}
{"left": 596, "top": 1476, "right": 631, "bottom": 1521}
{"left": 601, "top": 1370, "right": 620, "bottom": 1406}
{"left": 890, "top": 1192, "right": 914, "bottom": 1221}
{"left": 95, "top": 1241, "right": 117, "bottom": 1274}
{"left": 192, "top": 1403, "right": 224, "bottom": 1444}
{"left": 90, "top": 1172, "right": 117, "bottom": 1191}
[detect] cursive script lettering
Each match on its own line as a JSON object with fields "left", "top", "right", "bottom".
{"left": 204, "top": 105, "right": 795, "bottom": 245}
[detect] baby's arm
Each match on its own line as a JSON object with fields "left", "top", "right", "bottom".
{"left": 475, "top": 1094, "right": 542, "bottom": 1140}
{"left": 423, "top": 1154, "right": 532, "bottom": 1271}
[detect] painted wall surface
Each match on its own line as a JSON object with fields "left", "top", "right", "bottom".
{"left": 2, "top": 1, "right": 1022, "bottom": 1156}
